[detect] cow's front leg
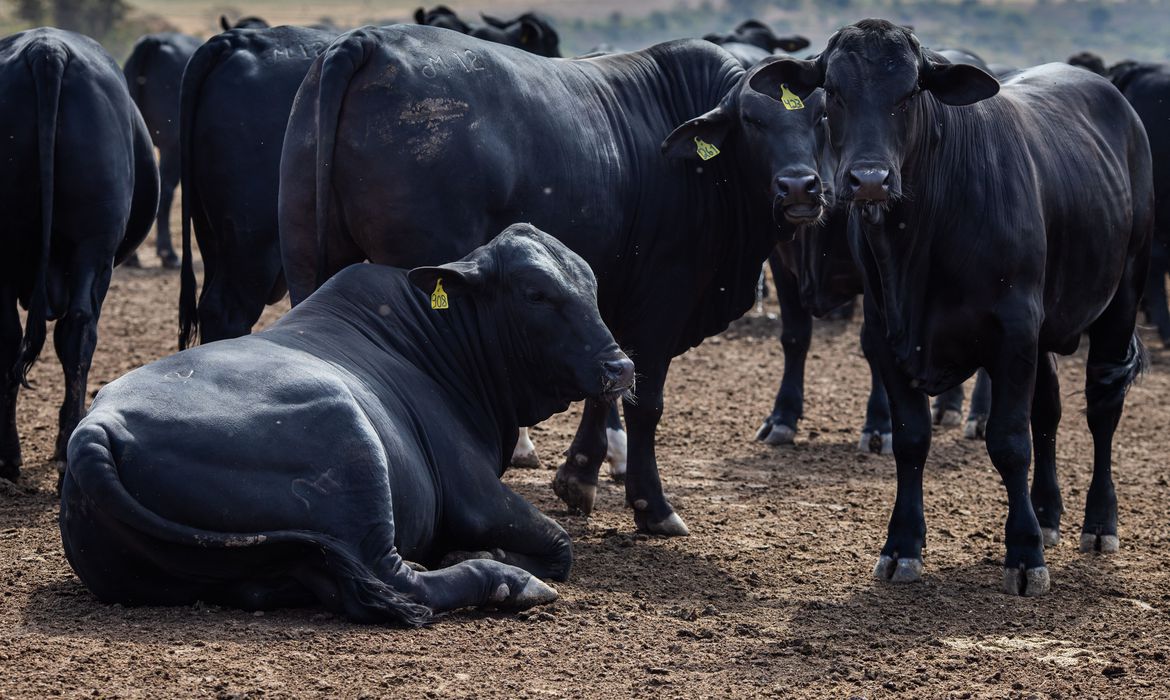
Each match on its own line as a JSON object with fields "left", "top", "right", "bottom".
{"left": 620, "top": 360, "right": 688, "bottom": 536}
{"left": 552, "top": 397, "right": 610, "bottom": 515}
{"left": 756, "top": 250, "right": 811, "bottom": 446}
{"left": 859, "top": 322, "right": 892, "bottom": 454}
{"left": 986, "top": 339, "right": 1049, "bottom": 596}
{"left": 510, "top": 427, "right": 542, "bottom": 469}
{"left": 440, "top": 483, "right": 573, "bottom": 582}
{"left": 1030, "top": 352, "right": 1063, "bottom": 547}
{"left": 0, "top": 289, "right": 22, "bottom": 481}
{"left": 932, "top": 384, "right": 965, "bottom": 428}
{"left": 964, "top": 369, "right": 993, "bottom": 439}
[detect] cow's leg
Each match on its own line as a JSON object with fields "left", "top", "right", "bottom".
{"left": 931, "top": 384, "right": 965, "bottom": 428}
{"left": 440, "top": 483, "right": 573, "bottom": 581}
{"left": 859, "top": 321, "right": 893, "bottom": 454}
{"left": 868, "top": 318, "right": 931, "bottom": 583}
{"left": 756, "top": 251, "right": 811, "bottom": 446}
{"left": 510, "top": 427, "right": 542, "bottom": 469}
{"left": 1141, "top": 236, "right": 1170, "bottom": 346}
{"left": 552, "top": 397, "right": 611, "bottom": 515}
{"left": 825, "top": 297, "right": 857, "bottom": 321}
{"left": 622, "top": 359, "right": 688, "bottom": 536}
{"left": 604, "top": 400, "right": 627, "bottom": 480}
{"left": 964, "top": 368, "right": 992, "bottom": 439}
{"left": 985, "top": 334, "right": 1049, "bottom": 596}
{"left": 52, "top": 261, "right": 112, "bottom": 474}
{"left": 154, "top": 145, "right": 181, "bottom": 269}
{"left": 1030, "top": 352, "right": 1063, "bottom": 547}
{"left": 1080, "top": 289, "right": 1145, "bottom": 554}
{"left": 0, "top": 289, "right": 22, "bottom": 481}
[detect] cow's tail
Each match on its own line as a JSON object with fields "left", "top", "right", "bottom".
{"left": 14, "top": 42, "right": 66, "bottom": 388}
{"left": 312, "top": 30, "right": 377, "bottom": 294}
{"left": 122, "top": 35, "right": 159, "bottom": 107}
{"left": 1085, "top": 333, "right": 1147, "bottom": 417}
{"left": 177, "top": 35, "right": 234, "bottom": 350}
{"left": 65, "top": 422, "right": 433, "bottom": 626}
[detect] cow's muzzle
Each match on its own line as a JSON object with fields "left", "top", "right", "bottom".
{"left": 846, "top": 168, "right": 890, "bottom": 203}
{"left": 600, "top": 356, "right": 635, "bottom": 401}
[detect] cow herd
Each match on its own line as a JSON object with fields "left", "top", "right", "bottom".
{"left": 0, "top": 8, "right": 1166, "bottom": 624}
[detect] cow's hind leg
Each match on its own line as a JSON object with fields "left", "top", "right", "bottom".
{"left": 0, "top": 288, "right": 22, "bottom": 481}
{"left": 440, "top": 483, "right": 573, "bottom": 582}
{"left": 553, "top": 397, "right": 611, "bottom": 515}
{"left": 964, "top": 369, "right": 992, "bottom": 439}
{"left": 1142, "top": 236, "right": 1170, "bottom": 346}
{"left": 755, "top": 250, "right": 811, "bottom": 446}
{"left": 932, "top": 384, "right": 964, "bottom": 428}
{"left": 52, "top": 261, "right": 112, "bottom": 474}
{"left": 154, "top": 145, "right": 181, "bottom": 268}
{"left": 859, "top": 322, "right": 892, "bottom": 454}
{"left": 1030, "top": 353, "right": 1063, "bottom": 547}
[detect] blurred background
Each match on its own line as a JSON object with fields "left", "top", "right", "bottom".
{"left": 1, "top": 0, "right": 1166, "bottom": 69}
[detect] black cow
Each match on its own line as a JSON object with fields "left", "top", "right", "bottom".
{"left": 61, "top": 225, "right": 631, "bottom": 623}
{"left": 776, "top": 20, "right": 1152, "bottom": 595}
{"left": 220, "top": 15, "right": 270, "bottom": 31}
{"left": 177, "top": 26, "right": 336, "bottom": 348}
{"left": 1069, "top": 52, "right": 1170, "bottom": 347}
{"left": 121, "top": 32, "right": 201, "bottom": 269}
{"left": 0, "top": 27, "right": 159, "bottom": 482}
{"left": 414, "top": 6, "right": 561, "bottom": 57}
{"left": 703, "top": 19, "right": 809, "bottom": 61}
{"left": 279, "top": 27, "right": 832, "bottom": 535}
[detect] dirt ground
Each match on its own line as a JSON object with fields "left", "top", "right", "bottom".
{"left": 2, "top": 211, "right": 1169, "bottom": 698}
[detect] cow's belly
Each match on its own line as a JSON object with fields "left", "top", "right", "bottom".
{"left": 86, "top": 338, "right": 439, "bottom": 550}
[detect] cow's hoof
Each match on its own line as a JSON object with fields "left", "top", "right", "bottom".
{"left": 935, "top": 408, "right": 962, "bottom": 428}
{"left": 510, "top": 451, "right": 543, "bottom": 470}
{"left": 1079, "top": 533, "right": 1120, "bottom": 554}
{"left": 1003, "top": 566, "right": 1050, "bottom": 597}
{"left": 634, "top": 506, "right": 690, "bottom": 537}
{"left": 1041, "top": 528, "right": 1061, "bottom": 548}
{"left": 873, "top": 555, "right": 923, "bottom": 583}
{"left": 0, "top": 458, "right": 20, "bottom": 483}
{"left": 123, "top": 253, "right": 142, "bottom": 268}
{"left": 859, "top": 430, "right": 893, "bottom": 455}
{"left": 511, "top": 577, "right": 559, "bottom": 609}
{"left": 552, "top": 467, "right": 596, "bottom": 515}
{"left": 757, "top": 421, "right": 796, "bottom": 446}
{"left": 605, "top": 427, "right": 627, "bottom": 481}
{"left": 963, "top": 416, "right": 988, "bottom": 440}
{"left": 159, "top": 251, "right": 181, "bottom": 270}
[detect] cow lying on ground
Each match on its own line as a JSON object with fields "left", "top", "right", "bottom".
{"left": 279, "top": 27, "right": 831, "bottom": 535}
{"left": 414, "top": 6, "right": 561, "bottom": 57}
{"left": 0, "top": 28, "right": 158, "bottom": 482}
{"left": 121, "top": 31, "right": 201, "bottom": 269}
{"left": 776, "top": 20, "right": 1152, "bottom": 595}
{"left": 61, "top": 225, "right": 631, "bottom": 623}
{"left": 1069, "top": 52, "right": 1170, "bottom": 348}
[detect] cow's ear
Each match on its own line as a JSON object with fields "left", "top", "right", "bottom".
{"left": 662, "top": 106, "right": 734, "bottom": 161}
{"left": 769, "top": 35, "right": 810, "bottom": 54}
{"left": 748, "top": 57, "right": 822, "bottom": 100}
{"left": 408, "top": 260, "right": 482, "bottom": 299}
{"left": 219, "top": 15, "right": 231, "bottom": 31}
{"left": 414, "top": 7, "right": 426, "bottom": 24}
{"left": 516, "top": 18, "right": 543, "bottom": 47}
{"left": 922, "top": 61, "right": 999, "bottom": 106}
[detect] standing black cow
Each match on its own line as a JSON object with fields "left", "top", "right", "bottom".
{"left": 703, "top": 19, "right": 809, "bottom": 63}
{"left": 62, "top": 225, "right": 631, "bottom": 623}
{"left": 177, "top": 26, "right": 336, "bottom": 348}
{"left": 279, "top": 27, "right": 832, "bottom": 535}
{"left": 121, "top": 32, "right": 201, "bottom": 269}
{"left": 414, "top": 6, "right": 561, "bottom": 57}
{"left": 775, "top": 20, "right": 1152, "bottom": 595}
{"left": 0, "top": 28, "right": 159, "bottom": 482}
{"left": 1069, "top": 53, "right": 1170, "bottom": 348}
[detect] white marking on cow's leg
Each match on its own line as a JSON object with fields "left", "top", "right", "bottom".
{"left": 1041, "top": 528, "right": 1061, "bottom": 548}
{"left": 1003, "top": 566, "right": 1051, "bottom": 597}
{"left": 1079, "top": 533, "right": 1120, "bottom": 554}
{"left": 605, "top": 427, "right": 627, "bottom": 480}
{"left": 510, "top": 427, "right": 542, "bottom": 469}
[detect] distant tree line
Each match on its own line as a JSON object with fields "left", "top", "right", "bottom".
{"left": 6, "top": 0, "right": 129, "bottom": 37}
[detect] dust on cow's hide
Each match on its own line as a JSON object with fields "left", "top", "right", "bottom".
{"left": 398, "top": 98, "right": 469, "bottom": 161}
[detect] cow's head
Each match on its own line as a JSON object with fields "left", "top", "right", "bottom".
{"left": 475, "top": 13, "right": 562, "bottom": 57}
{"left": 408, "top": 224, "right": 633, "bottom": 421}
{"left": 770, "top": 19, "right": 999, "bottom": 221}
{"left": 1068, "top": 51, "right": 1108, "bottom": 76}
{"left": 662, "top": 56, "right": 833, "bottom": 234}
{"left": 703, "top": 20, "right": 810, "bottom": 54}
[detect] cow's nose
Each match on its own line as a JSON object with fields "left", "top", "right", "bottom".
{"left": 776, "top": 174, "right": 821, "bottom": 203}
{"left": 847, "top": 168, "right": 890, "bottom": 202}
{"left": 602, "top": 357, "right": 635, "bottom": 388}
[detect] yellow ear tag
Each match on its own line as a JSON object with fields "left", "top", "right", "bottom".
{"left": 694, "top": 137, "right": 720, "bottom": 161}
{"left": 430, "top": 279, "right": 449, "bottom": 310}
{"left": 780, "top": 84, "right": 805, "bottom": 111}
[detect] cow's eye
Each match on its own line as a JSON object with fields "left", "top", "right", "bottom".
{"left": 743, "top": 115, "right": 765, "bottom": 129}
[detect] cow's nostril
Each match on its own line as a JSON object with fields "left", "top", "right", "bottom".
{"left": 602, "top": 358, "right": 634, "bottom": 386}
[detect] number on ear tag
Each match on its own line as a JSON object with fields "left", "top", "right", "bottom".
{"left": 431, "top": 279, "right": 449, "bottom": 309}
{"left": 694, "top": 137, "right": 720, "bottom": 161}
{"left": 780, "top": 84, "right": 805, "bottom": 110}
